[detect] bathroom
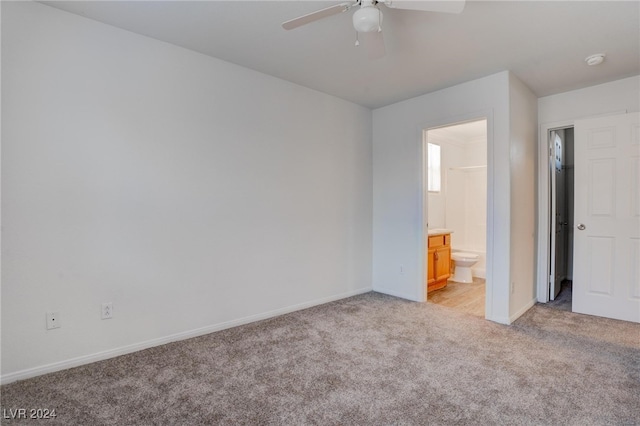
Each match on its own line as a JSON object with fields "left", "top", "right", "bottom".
{"left": 426, "top": 119, "right": 487, "bottom": 316}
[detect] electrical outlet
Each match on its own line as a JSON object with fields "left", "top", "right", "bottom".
{"left": 46, "top": 312, "right": 60, "bottom": 330}
{"left": 101, "top": 303, "right": 113, "bottom": 320}
{"left": 400, "top": 265, "right": 405, "bottom": 275}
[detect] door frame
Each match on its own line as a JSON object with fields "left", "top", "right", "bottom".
{"left": 536, "top": 112, "right": 627, "bottom": 303}
{"left": 419, "top": 110, "right": 493, "bottom": 320}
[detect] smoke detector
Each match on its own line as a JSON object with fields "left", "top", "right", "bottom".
{"left": 585, "top": 53, "right": 605, "bottom": 66}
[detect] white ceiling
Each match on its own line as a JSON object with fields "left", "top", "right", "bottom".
{"left": 42, "top": 1, "right": 640, "bottom": 109}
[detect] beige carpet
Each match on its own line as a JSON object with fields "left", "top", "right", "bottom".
{"left": 2, "top": 292, "right": 639, "bottom": 425}
{"left": 547, "top": 280, "right": 573, "bottom": 312}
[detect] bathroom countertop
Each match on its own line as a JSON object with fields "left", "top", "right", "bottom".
{"left": 427, "top": 228, "right": 453, "bottom": 236}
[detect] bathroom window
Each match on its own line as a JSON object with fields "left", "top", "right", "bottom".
{"left": 427, "top": 143, "right": 441, "bottom": 192}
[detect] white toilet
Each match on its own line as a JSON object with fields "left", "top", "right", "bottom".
{"left": 451, "top": 252, "right": 479, "bottom": 283}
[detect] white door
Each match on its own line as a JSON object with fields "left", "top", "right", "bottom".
{"left": 573, "top": 112, "right": 640, "bottom": 322}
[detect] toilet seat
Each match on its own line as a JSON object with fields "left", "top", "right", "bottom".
{"left": 451, "top": 252, "right": 479, "bottom": 262}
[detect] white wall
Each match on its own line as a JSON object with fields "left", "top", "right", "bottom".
{"left": 1, "top": 2, "right": 373, "bottom": 381}
{"left": 373, "top": 71, "right": 540, "bottom": 323}
{"left": 508, "top": 73, "right": 538, "bottom": 320}
{"left": 538, "top": 75, "right": 640, "bottom": 124}
{"left": 372, "top": 71, "right": 512, "bottom": 322}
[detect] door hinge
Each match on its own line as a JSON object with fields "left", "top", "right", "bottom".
{"left": 549, "top": 274, "right": 553, "bottom": 285}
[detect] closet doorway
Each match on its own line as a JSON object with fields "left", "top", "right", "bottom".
{"left": 548, "top": 127, "right": 574, "bottom": 310}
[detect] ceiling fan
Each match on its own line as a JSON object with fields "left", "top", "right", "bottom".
{"left": 282, "top": 1, "right": 466, "bottom": 59}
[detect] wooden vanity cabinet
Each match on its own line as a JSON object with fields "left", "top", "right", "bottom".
{"left": 427, "top": 233, "right": 451, "bottom": 292}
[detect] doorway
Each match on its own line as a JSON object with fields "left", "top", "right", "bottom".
{"left": 424, "top": 119, "right": 488, "bottom": 318}
{"left": 548, "top": 127, "right": 574, "bottom": 309}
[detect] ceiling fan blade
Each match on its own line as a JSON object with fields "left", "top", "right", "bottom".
{"left": 383, "top": 0, "right": 465, "bottom": 14}
{"left": 362, "top": 31, "right": 386, "bottom": 60}
{"left": 282, "top": 3, "right": 352, "bottom": 30}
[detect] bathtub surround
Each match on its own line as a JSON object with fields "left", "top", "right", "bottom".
{"left": 446, "top": 165, "right": 487, "bottom": 253}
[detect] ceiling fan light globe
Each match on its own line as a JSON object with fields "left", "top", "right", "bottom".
{"left": 353, "top": 7, "right": 382, "bottom": 33}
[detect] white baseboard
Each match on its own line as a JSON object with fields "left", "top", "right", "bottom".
{"left": 509, "top": 298, "right": 537, "bottom": 324}
{"left": 1, "top": 286, "right": 372, "bottom": 385}
{"left": 489, "top": 298, "right": 537, "bottom": 325}
{"left": 489, "top": 315, "right": 511, "bottom": 325}
{"left": 373, "top": 286, "right": 421, "bottom": 302}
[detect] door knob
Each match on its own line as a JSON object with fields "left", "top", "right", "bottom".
{"left": 577, "top": 224, "right": 586, "bottom": 230}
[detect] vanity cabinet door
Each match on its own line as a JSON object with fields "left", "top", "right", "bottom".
{"left": 434, "top": 246, "right": 451, "bottom": 282}
{"left": 427, "top": 233, "right": 451, "bottom": 292}
{"left": 427, "top": 247, "right": 436, "bottom": 285}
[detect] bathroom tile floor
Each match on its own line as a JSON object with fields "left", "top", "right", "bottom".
{"left": 427, "top": 278, "right": 486, "bottom": 318}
